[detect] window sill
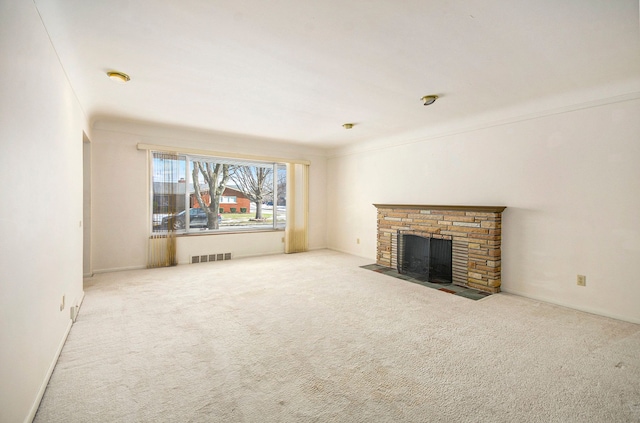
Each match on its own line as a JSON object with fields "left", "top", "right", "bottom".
{"left": 169, "top": 227, "right": 285, "bottom": 237}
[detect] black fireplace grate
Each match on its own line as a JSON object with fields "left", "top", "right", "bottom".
{"left": 397, "top": 231, "right": 452, "bottom": 283}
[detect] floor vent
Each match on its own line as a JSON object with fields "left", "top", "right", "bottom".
{"left": 192, "top": 253, "right": 232, "bottom": 264}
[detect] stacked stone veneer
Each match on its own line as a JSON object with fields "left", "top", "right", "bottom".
{"left": 374, "top": 204, "right": 506, "bottom": 293}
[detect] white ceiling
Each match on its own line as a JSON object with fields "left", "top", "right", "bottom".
{"left": 34, "top": 0, "right": 640, "bottom": 148}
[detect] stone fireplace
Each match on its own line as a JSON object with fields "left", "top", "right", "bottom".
{"left": 374, "top": 204, "right": 506, "bottom": 293}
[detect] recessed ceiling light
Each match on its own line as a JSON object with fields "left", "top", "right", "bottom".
{"left": 107, "top": 71, "right": 130, "bottom": 83}
{"left": 342, "top": 123, "right": 354, "bottom": 129}
{"left": 421, "top": 95, "right": 438, "bottom": 106}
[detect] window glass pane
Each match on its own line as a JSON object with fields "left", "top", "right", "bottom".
{"left": 224, "top": 164, "right": 274, "bottom": 229}
{"left": 189, "top": 159, "right": 226, "bottom": 231}
{"left": 151, "top": 151, "right": 286, "bottom": 234}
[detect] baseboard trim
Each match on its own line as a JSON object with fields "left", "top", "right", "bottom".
{"left": 325, "top": 246, "right": 374, "bottom": 261}
{"left": 500, "top": 288, "right": 640, "bottom": 325}
{"left": 25, "top": 319, "right": 72, "bottom": 423}
{"left": 72, "top": 291, "right": 86, "bottom": 322}
{"left": 93, "top": 265, "right": 146, "bottom": 274}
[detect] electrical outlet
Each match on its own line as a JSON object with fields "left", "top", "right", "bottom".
{"left": 577, "top": 275, "right": 586, "bottom": 287}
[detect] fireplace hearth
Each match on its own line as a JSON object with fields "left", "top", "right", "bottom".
{"left": 375, "top": 204, "right": 506, "bottom": 293}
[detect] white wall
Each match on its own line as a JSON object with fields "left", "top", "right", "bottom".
{"left": 0, "top": 2, "right": 87, "bottom": 422}
{"left": 327, "top": 95, "right": 640, "bottom": 323}
{"left": 90, "top": 120, "right": 327, "bottom": 272}
{"left": 176, "top": 231, "right": 285, "bottom": 264}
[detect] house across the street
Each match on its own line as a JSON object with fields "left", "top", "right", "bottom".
{"left": 191, "top": 186, "right": 251, "bottom": 213}
{"left": 153, "top": 183, "right": 251, "bottom": 214}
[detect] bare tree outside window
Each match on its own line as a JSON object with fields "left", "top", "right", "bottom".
{"left": 192, "top": 161, "right": 229, "bottom": 229}
{"left": 230, "top": 165, "right": 273, "bottom": 220}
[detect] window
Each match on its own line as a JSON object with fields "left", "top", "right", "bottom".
{"left": 151, "top": 152, "right": 287, "bottom": 233}
{"left": 220, "top": 196, "right": 236, "bottom": 204}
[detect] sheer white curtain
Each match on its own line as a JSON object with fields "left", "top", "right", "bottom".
{"left": 148, "top": 151, "right": 178, "bottom": 267}
{"left": 285, "top": 163, "right": 309, "bottom": 253}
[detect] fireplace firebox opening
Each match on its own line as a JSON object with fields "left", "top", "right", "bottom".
{"left": 398, "top": 232, "right": 452, "bottom": 283}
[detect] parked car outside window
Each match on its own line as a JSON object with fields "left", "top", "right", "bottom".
{"left": 161, "top": 208, "right": 221, "bottom": 230}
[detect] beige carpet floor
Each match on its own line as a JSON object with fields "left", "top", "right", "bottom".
{"left": 35, "top": 250, "right": 640, "bottom": 422}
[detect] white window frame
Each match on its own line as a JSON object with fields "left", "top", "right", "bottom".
{"left": 149, "top": 150, "right": 288, "bottom": 235}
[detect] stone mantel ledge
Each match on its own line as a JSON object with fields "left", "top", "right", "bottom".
{"left": 373, "top": 204, "right": 506, "bottom": 213}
